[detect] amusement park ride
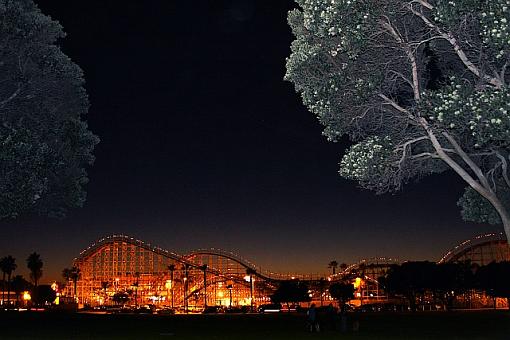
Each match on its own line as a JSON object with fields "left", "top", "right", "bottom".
{"left": 66, "top": 233, "right": 510, "bottom": 309}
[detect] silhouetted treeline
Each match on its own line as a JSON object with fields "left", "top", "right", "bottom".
{"left": 1, "top": 252, "right": 57, "bottom": 308}
{"left": 379, "top": 261, "right": 510, "bottom": 311}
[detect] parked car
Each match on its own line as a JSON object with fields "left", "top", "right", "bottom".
{"left": 258, "top": 303, "right": 282, "bottom": 313}
{"left": 203, "top": 306, "right": 225, "bottom": 314}
{"left": 157, "top": 307, "right": 175, "bottom": 315}
{"left": 225, "top": 306, "right": 243, "bottom": 313}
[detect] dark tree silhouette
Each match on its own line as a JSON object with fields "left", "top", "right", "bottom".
{"left": 182, "top": 264, "right": 190, "bottom": 312}
{"left": 329, "top": 282, "right": 354, "bottom": 313}
{"left": 200, "top": 264, "right": 208, "bottom": 308}
{"left": 432, "top": 262, "right": 475, "bottom": 309}
{"left": 0, "top": 0, "right": 98, "bottom": 219}
{"left": 101, "top": 281, "right": 109, "bottom": 303}
{"left": 271, "top": 280, "right": 311, "bottom": 311}
{"left": 33, "top": 285, "right": 56, "bottom": 306}
{"left": 168, "top": 264, "right": 176, "bottom": 309}
{"left": 112, "top": 292, "right": 129, "bottom": 305}
{"left": 328, "top": 261, "right": 338, "bottom": 275}
{"left": 339, "top": 263, "right": 348, "bottom": 273}
{"left": 26, "top": 252, "right": 43, "bottom": 288}
{"left": 62, "top": 266, "right": 80, "bottom": 298}
{"left": 382, "top": 262, "right": 436, "bottom": 312}
{"left": 11, "top": 275, "right": 29, "bottom": 308}
{"left": 477, "top": 261, "right": 510, "bottom": 309}
{"left": 0, "top": 256, "right": 17, "bottom": 307}
{"left": 246, "top": 268, "right": 256, "bottom": 311}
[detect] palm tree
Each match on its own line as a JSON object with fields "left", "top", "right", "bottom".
{"left": 101, "top": 281, "right": 109, "bottom": 304}
{"left": 182, "top": 264, "right": 190, "bottom": 313}
{"left": 340, "top": 263, "right": 348, "bottom": 273}
{"left": 62, "top": 266, "right": 80, "bottom": 299}
{"left": 167, "top": 264, "right": 176, "bottom": 308}
{"left": 133, "top": 272, "right": 140, "bottom": 308}
{"left": 0, "top": 258, "right": 5, "bottom": 305}
{"left": 0, "top": 256, "right": 17, "bottom": 307}
{"left": 246, "top": 268, "right": 256, "bottom": 311}
{"left": 27, "top": 252, "right": 43, "bottom": 289}
{"left": 328, "top": 261, "right": 338, "bottom": 275}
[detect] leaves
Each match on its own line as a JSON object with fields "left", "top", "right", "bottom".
{"left": 0, "top": 0, "right": 98, "bottom": 219}
{"left": 286, "top": 0, "right": 510, "bottom": 230}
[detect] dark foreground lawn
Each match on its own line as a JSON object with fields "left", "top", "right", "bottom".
{"left": 0, "top": 310, "right": 509, "bottom": 339}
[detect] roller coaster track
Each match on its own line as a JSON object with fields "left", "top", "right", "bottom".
{"left": 438, "top": 232, "right": 506, "bottom": 264}
{"left": 75, "top": 235, "right": 314, "bottom": 283}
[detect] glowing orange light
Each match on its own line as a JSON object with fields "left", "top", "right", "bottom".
{"left": 23, "top": 291, "right": 31, "bottom": 301}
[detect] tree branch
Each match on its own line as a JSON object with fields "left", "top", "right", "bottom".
{"left": 396, "top": 136, "right": 430, "bottom": 168}
{"left": 380, "top": 18, "right": 421, "bottom": 100}
{"left": 408, "top": 5, "right": 503, "bottom": 88}
{"left": 419, "top": 118, "right": 495, "bottom": 201}
{"left": 442, "top": 131, "right": 493, "bottom": 192}
{"left": 411, "top": 152, "right": 439, "bottom": 159}
{"left": 495, "top": 151, "right": 510, "bottom": 189}
{"left": 0, "top": 86, "right": 21, "bottom": 108}
{"left": 378, "top": 94, "right": 410, "bottom": 114}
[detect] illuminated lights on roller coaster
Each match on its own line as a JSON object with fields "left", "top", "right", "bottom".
{"left": 438, "top": 232, "right": 506, "bottom": 264}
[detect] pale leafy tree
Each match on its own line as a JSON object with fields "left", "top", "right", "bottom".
{"left": 286, "top": 0, "right": 510, "bottom": 240}
{"left": 0, "top": 0, "right": 98, "bottom": 219}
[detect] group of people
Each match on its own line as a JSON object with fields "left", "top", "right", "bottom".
{"left": 306, "top": 303, "right": 357, "bottom": 333}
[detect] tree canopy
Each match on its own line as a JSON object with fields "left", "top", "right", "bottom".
{"left": 286, "top": 0, "right": 510, "bottom": 239}
{"left": 271, "top": 280, "right": 311, "bottom": 305}
{"left": 328, "top": 281, "right": 354, "bottom": 311}
{"left": 0, "top": 0, "right": 98, "bottom": 219}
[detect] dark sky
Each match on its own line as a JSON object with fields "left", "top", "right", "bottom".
{"left": 1, "top": 0, "right": 497, "bottom": 282}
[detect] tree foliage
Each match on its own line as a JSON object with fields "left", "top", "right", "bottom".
{"left": 112, "top": 292, "right": 129, "bottom": 305}
{"left": 26, "top": 252, "right": 43, "bottom": 287}
{"left": 381, "top": 260, "right": 477, "bottom": 310}
{"left": 286, "top": 0, "right": 510, "bottom": 239}
{"left": 32, "top": 284, "right": 56, "bottom": 305}
{"left": 328, "top": 281, "right": 354, "bottom": 311}
{"left": 476, "top": 261, "right": 510, "bottom": 305}
{"left": 271, "top": 280, "right": 311, "bottom": 305}
{"left": 0, "top": 0, "right": 98, "bottom": 219}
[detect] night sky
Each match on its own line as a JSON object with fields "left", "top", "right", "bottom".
{"left": 0, "top": 0, "right": 498, "bottom": 282}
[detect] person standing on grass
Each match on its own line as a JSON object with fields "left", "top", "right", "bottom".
{"left": 307, "top": 303, "right": 319, "bottom": 332}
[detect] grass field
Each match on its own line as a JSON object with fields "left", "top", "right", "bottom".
{"left": 0, "top": 310, "right": 509, "bottom": 339}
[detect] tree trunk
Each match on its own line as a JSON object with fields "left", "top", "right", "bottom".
{"left": 489, "top": 198, "right": 510, "bottom": 242}
{"left": 2, "top": 272, "right": 5, "bottom": 306}
{"left": 171, "top": 271, "right": 174, "bottom": 309}
{"left": 6, "top": 273, "right": 11, "bottom": 308}
{"left": 425, "top": 124, "right": 510, "bottom": 242}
